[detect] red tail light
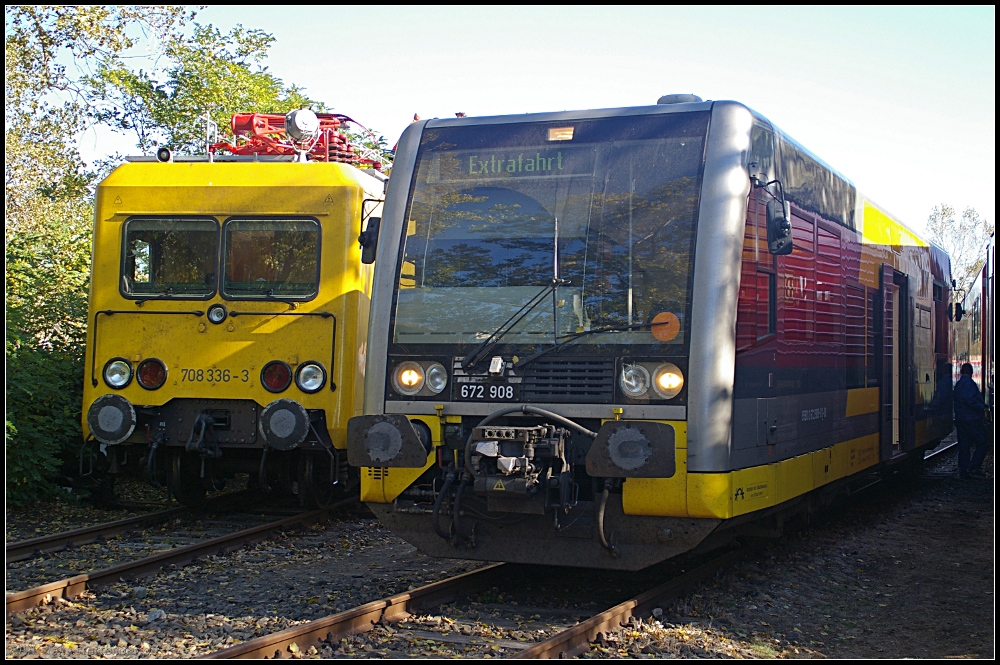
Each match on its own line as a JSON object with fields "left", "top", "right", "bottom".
{"left": 136, "top": 359, "right": 167, "bottom": 390}
{"left": 261, "top": 361, "right": 292, "bottom": 393}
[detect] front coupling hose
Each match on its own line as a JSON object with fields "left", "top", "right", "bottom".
{"left": 146, "top": 438, "right": 161, "bottom": 487}
{"left": 452, "top": 474, "right": 474, "bottom": 546}
{"left": 597, "top": 478, "right": 619, "bottom": 557}
{"left": 433, "top": 467, "right": 457, "bottom": 539}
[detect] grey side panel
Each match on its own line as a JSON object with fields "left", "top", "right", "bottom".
{"left": 363, "top": 120, "right": 429, "bottom": 415}
{"left": 730, "top": 390, "right": 879, "bottom": 469}
{"left": 687, "top": 102, "right": 753, "bottom": 472}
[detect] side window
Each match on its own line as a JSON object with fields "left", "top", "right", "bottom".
{"left": 132, "top": 240, "right": 151, "bottom": 283}
{"left": 749, "top": 123, "right": 776, "bottom": 184}
{"left": 972, "top": 297, "right": 981, "bottom": 341}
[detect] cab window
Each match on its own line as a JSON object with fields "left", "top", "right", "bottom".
{"left": 121, "top": 217, "right": 218, "bottom": 299}
{"left": 222, "top": 218, "right": 320, "bottom": 300}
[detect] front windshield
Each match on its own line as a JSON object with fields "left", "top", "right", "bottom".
{"left": 122, "top": 218, "right": 218, "bottom": 298}
{"left": 391, "top": 112, "right": 708, "bottom": 353}
{"left": 222, "top": 219, "right": 320, "bottom": 299}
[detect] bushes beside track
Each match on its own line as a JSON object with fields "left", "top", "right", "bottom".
{"left": 5, "top": 214, "right": 92, "bottom": 505}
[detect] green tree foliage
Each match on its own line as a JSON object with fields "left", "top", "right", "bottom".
{"left": 927, "top": 204, "right": 994, "bottom": 300}
{"left": 5, "top": 6, "right": 191, "bottom": 502}
{"left": 343, "top": 126, "right": 395, "bottom": 171}
{"left": 6, "top": 218, "right": 93, "bottom": 501}
{"left": 6, "top": 6, "right": 384, "bottom": 503}
{"left": 87, "top": 24, "right": 320, "bottom": 153}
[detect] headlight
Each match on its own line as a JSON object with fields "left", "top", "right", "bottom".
{"left": 620, "top": 363, "right": 650, "bottom": 398}
{"left": 295, "top": 362, "right": 326, "bottom": 393}
{"left": 103, "top": 358, "right": 133, "bottom": 389}
{"left": 261, "top": 360, "right": 292, "bottom": 393}
{"left": 425, "top": 363, "right": 448, "bottom": 394}
{"left": 207, "top": 304, "right": 227, "bottom": 324}
{"left": 137, "top": 358, "right": 167, "bottom": 390}
{"left": 392, "top": 361, "right": 425, "bottom": 396}
{"left": 652, "top": 363, "right": 684, "bottom": 399}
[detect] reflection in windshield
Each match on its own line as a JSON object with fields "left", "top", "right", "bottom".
{"left": 223, "top": 220, "right": 320, "bottom": 299}
{"left": 123, "top": 218, "right": 218, "bottom": 297}
{"left": 392, "top": 113, "right": 708, "bottom": 350}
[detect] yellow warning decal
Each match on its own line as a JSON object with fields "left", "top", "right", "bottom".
{"left": 493, "top": 479, "right": 506, "bottom": 491}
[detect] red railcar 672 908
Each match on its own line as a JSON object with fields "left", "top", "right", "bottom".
{"left": 347, "top": 96, "right": 952, "bottom": 570}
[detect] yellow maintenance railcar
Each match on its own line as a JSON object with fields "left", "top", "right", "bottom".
{"left": 83, "top": 150, "right": 385, "bottom": 506}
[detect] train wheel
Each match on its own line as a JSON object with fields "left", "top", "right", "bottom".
{"left": 170, "top": 453, "right": 206, "bottom": 506}
{"left": 298, "top": 451, "right": 340, "bottom": 509}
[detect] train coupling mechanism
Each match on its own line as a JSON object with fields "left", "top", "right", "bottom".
{"left": 585, "top": 420, "right": 677, "bottom": 478}
{"left": 185, "top": 412, "right": 225, "bottom": 458}
{"left": 346, "top": 414, "right": 432, "bottom": 467}
{"left": 467, "top": 424, "right": 577, "bottom": 514}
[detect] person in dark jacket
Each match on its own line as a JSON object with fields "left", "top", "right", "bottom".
{"left": 954, "top": 362, "right": 990, "bottom": 478}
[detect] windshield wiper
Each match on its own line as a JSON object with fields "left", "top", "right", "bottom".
{"left": 514, "top": 322, "right": 654, "bottom": 369}
{"left": 134, "top": 287, "right": 174, "bottom": 306}
{"left": 229, "top": 287, "right": 301, "bottom": 308}
{"left": 461, "top": 278, "right": 567, "bottom": 370}
{"left": 261, "top": 289, "right": 300, "bottom": 308}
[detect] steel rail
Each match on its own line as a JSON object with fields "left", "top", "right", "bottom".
{"left": 924, "top": 439, "right": 957, "bottom": 462}
{"left": 6, "top": 490, "right": 255, "bottom": 563}
{"left": 211, "top": 437, "right": 958, "bottom": 658}
{"left": 207, "top": 564, "right": 507, "bottom": 659}
{"left": 5, "top": 498, "right": 354, "bottom": 615}
{"left": 519, "top": 549, "right": 744, "bottom": 659}
{"left": 6, "top": 505, "right": 191, "bottom": 564}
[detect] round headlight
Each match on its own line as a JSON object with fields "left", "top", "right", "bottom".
{"left": 207, "top": 304, "right": 227, "bottom": 324}
{"left": 137, "top": 358, "right": 167, "bottom": 390}
{"left": 652, "top": 363, "right": 684, "bottom": 399}
{"left": 103, "top": 358, "right": 133, "bottom": 389}
{"left": 261, "top": 360, "right": 292, "bottom": 393}
{"left": 392, "top": 361, "right": 425, "bottom": 396}
{"left": 620, "top": 363, "right": 650, "bottom": 398}
{"left": 295, "top": 362, "right": 326, "bottom": 393}
{"left": 425, "top": 362, "right": 448, "bottom": 394}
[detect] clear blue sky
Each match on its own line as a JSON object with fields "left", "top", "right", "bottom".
{"left": 81, "top": 6, "right": 995, "bottom": 234}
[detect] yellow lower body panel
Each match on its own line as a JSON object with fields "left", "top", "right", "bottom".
{"left": 625, "top": 432, "right": 882, "bottom": 519}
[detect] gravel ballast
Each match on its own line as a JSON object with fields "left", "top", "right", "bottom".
{"left": 6, "top": 446, "right": 992, "bottom": 659}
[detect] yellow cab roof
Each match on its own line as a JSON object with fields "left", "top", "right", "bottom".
{"left": 97, "top": 160, "right": 383, "bottom": 217}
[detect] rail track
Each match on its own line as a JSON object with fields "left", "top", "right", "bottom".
{"left": 5, "top": 491, "right": 257, "bottom": 564}
{"left": 207, "top": 548, "right": 743, "bottom": 659}
{"left": 924, "top": 438, "right": 957, "bottom": 462}
{"left": 207, "top": 439, "right": 961, "bottom": 659}
{"left": 5, "top": 498, "right": 356, "bottom": 615}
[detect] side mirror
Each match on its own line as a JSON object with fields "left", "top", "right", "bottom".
{"left": 359, "top": 216, "right": 380, "bottom": 265}
{"left": 954, "top": 302, "right": 965, "bottom": 322}
{"left": 766, "top": 199, "right": 793, "bottom": 255}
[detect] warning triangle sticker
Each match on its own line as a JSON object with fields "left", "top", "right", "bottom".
{"left": 492, "top": 479, "right": 505, "bottom": 491}
{"left": 324, "top": 194, "right": 334, "bottom": 203}
{"left": 113, "top": 196, "right": 122, "bottom": 205}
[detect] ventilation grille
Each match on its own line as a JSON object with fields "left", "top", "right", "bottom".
{"left": 521, "top": 358, "right": 615, "bottom": 403}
